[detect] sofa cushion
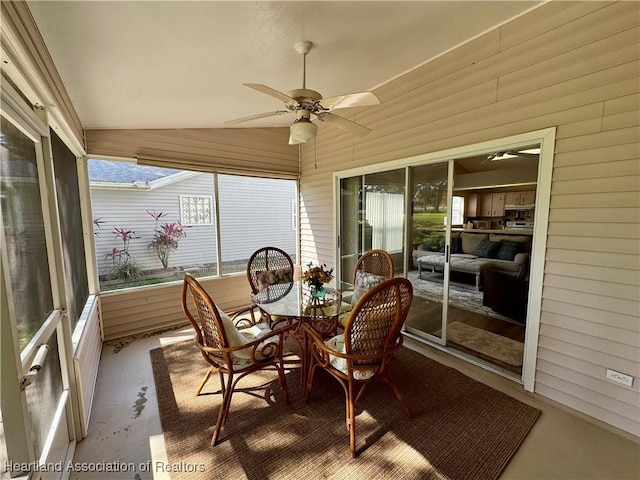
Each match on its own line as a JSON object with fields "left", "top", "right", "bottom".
{"left": 496, "top": 240, "right": 525, "bottom": 261}
{"left": 460, "top": 233, "right": 488, "bottom": 254}
{"left": 489, "top": 234, "right": 530, "bottom": 243}
{"left": 473, "top": 239, "right": 502, "bottom": 258}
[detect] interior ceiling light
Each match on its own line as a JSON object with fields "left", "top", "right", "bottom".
{"left": 491, "top": 152, "right": 519, "bottom": 161}
{"left": 290, "top": 116, "right": 318, "bottom": 143}
{"left": 486, "top": 147, "right": 541, "bottom": 162}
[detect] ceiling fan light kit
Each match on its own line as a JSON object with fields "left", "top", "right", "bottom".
{"left": 226, "top": 40, "right": 380, "bottom": 144}
{"left": 290, "top": 117, "right": 318, "bottom": 144}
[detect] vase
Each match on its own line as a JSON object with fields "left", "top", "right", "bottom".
{"left": 310, "top": 284, "right": 326, "bottom": 298}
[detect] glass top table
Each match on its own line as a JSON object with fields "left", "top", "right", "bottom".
{"left": 251, "top": 281, "right": 352, "bottom": 320}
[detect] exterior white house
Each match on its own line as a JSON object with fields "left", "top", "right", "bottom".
{"left": 89, "top": 159, "right": 298, "bottom": 279}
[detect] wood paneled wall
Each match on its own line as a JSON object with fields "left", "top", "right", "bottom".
{"left": 299, "top": 1, "right": 639, "bottom": 436}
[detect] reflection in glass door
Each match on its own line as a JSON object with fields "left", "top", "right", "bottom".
{"left": 339, "top": 170, "right": 405, "bottom": 286}
{"left": 404, "top": 162, "right": 451, "bottom": 342}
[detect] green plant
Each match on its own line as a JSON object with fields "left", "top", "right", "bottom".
{"left": 147, "top": 210, "right": 187, "bottom": 270}
{"left": 105, "top": 227, "right": 140, "bottom": 280}
{"left": 109, "top": 258, "right": 142, "bottom": 281}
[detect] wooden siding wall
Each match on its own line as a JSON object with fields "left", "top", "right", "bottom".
{"left": 299, "top": 1, "right": 639, "bottom": 436}
{"left": 85, "top": 127, "right": 299, "bottom": 178}
{"left": 100, "top": 274, "right": 250, "bottom": 340}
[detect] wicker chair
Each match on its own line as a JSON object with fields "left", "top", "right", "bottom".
{"left": 181, "top": 273, "right": 290, "bottom": 445}
{"left": 305, "top": 277, "right": 413, "bottom": 457}
{"left": 247, "top": 247, "right": 295, "bottom": 326}
{"left": 339, "top": 249, "right": 395, "bottom": 328}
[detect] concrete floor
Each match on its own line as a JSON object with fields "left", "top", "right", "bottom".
{"left": 70, "top": 327, "right": 640, "bottom": 480}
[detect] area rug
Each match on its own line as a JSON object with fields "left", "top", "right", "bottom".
{"left": 150, "top": 340, "right": 541, "bottom": 480}
{"left": 447, "top": 322, "right": 524, "bottom": 368}
{"left": 408, "top": 271, "right": 511, "bottom": 322}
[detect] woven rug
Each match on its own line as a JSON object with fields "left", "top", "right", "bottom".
{"left": 150, "top": 340, "right": 540, "bottom": 480}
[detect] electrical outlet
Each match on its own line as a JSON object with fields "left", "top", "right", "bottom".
{"left": 606, "top": 369, "right": 634, "bottom": 387}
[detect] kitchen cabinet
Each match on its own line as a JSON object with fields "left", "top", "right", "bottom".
{"left": 480, "top": 193, "right": 504, "bottom": 217}
{"left": 466, "top": 193, "right": 479, "bottom": 217}
{"left": 505, "top": 191, "right": 536, "bottom": 208}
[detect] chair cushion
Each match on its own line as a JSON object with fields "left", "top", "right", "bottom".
{"left": 254, "top": 268, "right": 293, "bottom": 291}
{"left": 324, "top": 334, "right": 377, "bottom": 380}
{"left": 216, "top": 308, "right": 275, "bottom": 360}
{"left": 352, "top": 271, "right": 386, "bottom": 305}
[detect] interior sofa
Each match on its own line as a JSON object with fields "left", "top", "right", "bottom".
{"left": 413, "top": 232, "right": 531, "bottom": 290}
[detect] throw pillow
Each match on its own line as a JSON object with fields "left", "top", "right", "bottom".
{"left": 254, "top": 267, "right": 293, "bottom": 290}
{"left": 460, "top": 233, "right": 488, "bottom": 254}
{"left": 352, "top": 271, "right": 386, "bottom": 305}
{"left": 451, "top": 235, "right": 462, "bottom": 254}
{"left": 496, "top": 240, "right": 525, "bottom": 261}
{"left": 473, "top": 238, "right": 502, "bottom": 258}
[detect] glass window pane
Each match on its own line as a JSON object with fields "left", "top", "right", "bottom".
{"left": 406, "top": 162, "right": 449, "bottom": 339}
{"left": 218, "top": 175, "right": 297, "bottom": 275}
{"left": 339, "top": 176, "right": 363, "bottom": 285}
{"left": 0, "top": 116, "right": 54, "bottom": 349}
{"left": 88, "top": 159, "right": 218, "bottom": 291}
{"left": 24, "top": 334, "right": 64, "bottom": 462}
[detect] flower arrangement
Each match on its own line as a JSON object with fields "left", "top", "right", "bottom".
{"left": 302, "top": 262, "right": 334, "bottom": 289}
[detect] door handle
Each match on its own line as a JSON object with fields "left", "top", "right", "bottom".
{"left": 20, "top": 344, "right": 49, "bottom": 391}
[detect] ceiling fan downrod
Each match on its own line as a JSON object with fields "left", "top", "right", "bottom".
{"left": 295, "top": 41, "right": 313, "bottom": 90}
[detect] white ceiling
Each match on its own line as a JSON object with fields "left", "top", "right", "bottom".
{"left": 28, "top": 1, "right": 542, "bottom": 131}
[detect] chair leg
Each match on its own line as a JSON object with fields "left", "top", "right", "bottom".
{"left": 304, "top": 362, "right": 318, "bottom": 402}
{"left": 211, "top": 373, "right": 234, "bottom": 446}
{"left": 195, "top": 366, "right": 214, "bottom": 396}
{"left": 354, "top": 383, "right": 369, "bottom": 405}
{"left": 347, "top": 381, "right": 357, "bottom": 458}
{"left": 383, "top": 372, "right": 412, "bottom": 417}
{"left": 276, "top": 360, "right": 289, "bottom": 404}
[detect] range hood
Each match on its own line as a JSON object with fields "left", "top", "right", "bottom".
{"left": 504, "top": 204, "right": 535, "bottom": 210}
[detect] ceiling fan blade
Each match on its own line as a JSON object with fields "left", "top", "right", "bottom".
{"left": 317, "top": 112, "right": 372, "bottom": 137}
{"left": 319, "top": 91, "right": 380, "bottom": 111}
{"left": 243, "top": 83, "right": 297, "bottom": 106}
{"left": 225, "top": 110, "right": 290, "bottom": 125}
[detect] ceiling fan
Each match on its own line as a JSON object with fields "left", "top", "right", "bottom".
{"left": 481, "top": 148, "right": 540, "bottom": 164}
{"left": 226, "top": 41, "right": 380, "bottom": 145}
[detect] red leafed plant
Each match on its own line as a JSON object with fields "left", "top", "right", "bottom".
{"left": 147, "top": 210, "right": 187, "bottom": 270}
{"left": 105, "top": 227, "right": 141, "bottom": 280}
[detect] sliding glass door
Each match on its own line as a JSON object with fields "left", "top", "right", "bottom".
{"left": 404, "top": 162, "right": 452, "bottom": 343}
{"left": 336, "top": 137, "right": 544, "bottom": 381}
{"left": 338, "top": 169, "right": 405, "bottom": 286}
